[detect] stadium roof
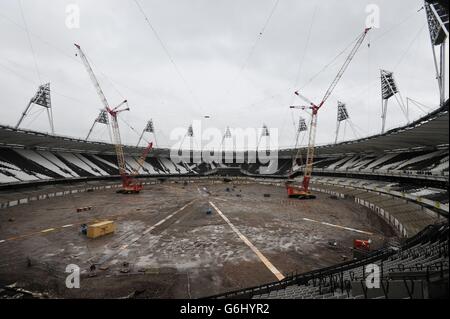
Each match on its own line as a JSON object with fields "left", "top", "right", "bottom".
{"left": 0, "top": 100, "right": 448, "bottom": 157}
{"left": 306, "top": 99, "right": 449, "bottom": 156}
{"left": 0, "top": 126, "right": 167, "bottom": 156}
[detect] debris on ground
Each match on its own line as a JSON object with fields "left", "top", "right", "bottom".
{"left": 328, "top": 240, "right": 338, "bottom": 248}
{"left": 120, "top": 262, "right": 130, "bottom": 273}
{"left": 118, "top": 289, "right": 146, "bottom": 299}
{"left": 3, "top": 283, "right": 49, "bottom": 299}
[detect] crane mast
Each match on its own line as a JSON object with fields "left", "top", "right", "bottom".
{"left": 75, "top": 44, "right": 151, "bottom": 193}
{"left": 108, "top": 101, "right": 129, "bottom": 178}
{"left": 287, "top": 28, "right": 370, "bottom": 199}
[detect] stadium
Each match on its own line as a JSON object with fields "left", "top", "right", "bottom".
{"left": 0, "top": 0, "right": 448, "bottom": 300}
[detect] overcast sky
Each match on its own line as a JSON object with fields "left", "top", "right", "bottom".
{"left": 0, "top": 0, "right": 447, "bottom": 149}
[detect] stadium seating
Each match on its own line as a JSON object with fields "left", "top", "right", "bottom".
{"left": 0, "top": 148, "right": 58, "bottom": 181}
{"left": 300, "top": 150, "right": 448, "bottom": 177}
{"left": 210, "top": 222, "right": 448, "bottom": 299}
{"left": 0, "top": 148, "right": 196, "bottom": 182}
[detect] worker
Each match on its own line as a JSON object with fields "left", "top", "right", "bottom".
{"left": 80, "top": 224, "right": 88, "bottom": 235}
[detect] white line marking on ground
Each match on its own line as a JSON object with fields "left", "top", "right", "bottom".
{"left": 209, "top": 201, "right": 285, "bottom": 281}
{"left": 61, "top": 224, "right": 74, "bottom": 228}
{"left": 41, "top": 228, "right": 55, "bottom": 233}
{"left": 142, "top": 200, "right": 196, "bottom": 235}
{"left": 0, "top": 240, "right": 5, "bottom": 244}
{"left": 302, "top": 218, "right": 373, "bottom": 235}
{"left": 144, "top": 200, "right": 197, "bottom": 234}
{"left": 100, "top": 199, "right": 197, "bottom": 265}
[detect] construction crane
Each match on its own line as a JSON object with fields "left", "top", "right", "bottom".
{"left": 132, "top": 141, "right": 154, "bottom": 176}
{"left": 287, "top": 28, "right": 371, "bottom": 199}
{"left": 75, "top": 44, "right": 153, "bottom": 194}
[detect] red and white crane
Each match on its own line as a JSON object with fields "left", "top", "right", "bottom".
{"left": 75, "top": 44, "right": 153, "bottom": 194}
{"left": 287, "top": 28, "right": 371, "bottom": 199}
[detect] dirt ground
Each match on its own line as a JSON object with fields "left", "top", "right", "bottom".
{"left": 0, "top": 180, "right": 396, "bottom": 298}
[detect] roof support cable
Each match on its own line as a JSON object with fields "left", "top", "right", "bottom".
{"left": 17, "top": 0, "right": 41, "bottom": 83}
{"left": 222, "top": 0, "right": 281, "bottom": 101}
{"left": 132, "top": 0, "right": 205, "bottom": 114}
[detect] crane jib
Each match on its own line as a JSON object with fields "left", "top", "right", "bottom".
{"left": 74, "top": 44, "right": 153, "bottom": 194}
{"left": 289, "top": 28, "right": 371, "bottom": 199}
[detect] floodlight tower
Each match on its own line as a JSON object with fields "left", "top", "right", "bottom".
{"left": 16, "top": 83, "right": 54, "bottom": 134}
{"left": 335, "top": 101, "right": 349, "bottom": 144}
{"left": 424, "top": 1, "right": 449, "bottom": 106}
{"left": 222, "top": 126, "right": 232, "bottom": 144}
{"left": 86, "top": 109, "right": 110, "bottom": 141}
{"left": 256, "top": 124, "right": 271, "bottom": 153}
{"left": 295, "top": 116, "right": 308, "bottom": 147}
{"left": 290, "top": 115, "right": 308, "bottom": 174}
{"left": 179, "top": 124, "right": 196, "bottom": 152}
{"left": 137, "top": 119, "right": 158, "bottom": 147}
{"left": 297, "top": 117, "right": 308, "bottom": 134}
{"left": 380, "top": 69, "right": 408, "bottom": 134}
{"left": 221, "top": 126, "right": 233, "bottom": 164}
{"left": 187, "top": 124, "right": 194, "bottom": 138}
{"left": 221, "top": 126, "right": 233, "bottom": 149}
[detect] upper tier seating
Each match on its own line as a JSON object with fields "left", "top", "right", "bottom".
{"left": 308, "top": 149, "right": 449, "bottom": 177}
{"left": 0, "top": 148, "right": 61, "bottom": 180}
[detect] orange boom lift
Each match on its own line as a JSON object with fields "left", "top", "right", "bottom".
{"left": 75, "top": 44, "right": 153, "bottom": 194}
{"left": 287, "top": 28, "right": 371, "bottom": 199}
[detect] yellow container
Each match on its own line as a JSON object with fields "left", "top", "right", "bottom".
{"left": 87, "top": 221, "right": 116, "bottom": 239}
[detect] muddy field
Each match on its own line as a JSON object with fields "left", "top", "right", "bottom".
{"left": 0, "top": 180, "right": 396, "bottom": 298}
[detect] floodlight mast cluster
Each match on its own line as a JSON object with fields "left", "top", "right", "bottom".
{"left": 424, "top": 1, "right": 449, "bottom": 106}
{"left": 137, "top": 119, "right": 157, "bottom": 147}
{"left": 380, "top": 69, "right": 408, "bottom": 133}
{"left": 335, "top": 101, "right": 349, "bottom": 144}
{"left": 86, "top": 109, "right": 110, "bottom": 141}
{"left": 75, "top": 44, "right": 152, "bottom": 194}
{"left": 16, "top": 83, "right": 54, "bottom": 134}
{"left": 257, "top": 124, "right": 271, "bottom": 151}
{"left": 287, "top": 28, "right": 371, "bottom": 199}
